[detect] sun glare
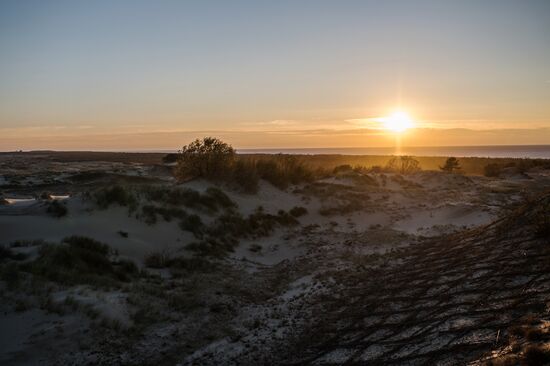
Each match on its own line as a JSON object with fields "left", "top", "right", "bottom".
{"left": 383, "top": 111, "right": 414, "bottom": 132}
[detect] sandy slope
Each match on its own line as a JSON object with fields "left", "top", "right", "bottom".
{"left": 1, "top": 155, "right": 549, "bottom": 365}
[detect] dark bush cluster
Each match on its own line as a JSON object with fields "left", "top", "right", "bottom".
{"left": 46, "top": 200, "right": 68, "bottom": 218}
{"left": 22, "top": 236, "right": 138, "bottom": 286}
{"left": 179, "top": 214, "right": 204, "bottom": 238}
{"left": 141, "top": 205, "right": 187, "bottom": 225}
{"left": 174, "top": 137, "right": 236, "bottom": 181}
{"left": 440, "top": 157, "right": 461, "bottom": 173}
{"left": 295, "top": 182, "right": 370, "bottom": 216}
{"left": 94, "top": 185, "right": 137, "bottom": 210}
{"left": 168, "top": 138, "right": 321, "bottom": 192}
{"left": 186, "top": 207, "right": 299, "bottom": 257}
{"left": 141, "top": 185, "right": 236, "bottom": 213}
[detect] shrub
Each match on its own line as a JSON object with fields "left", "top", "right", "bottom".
{"left": 174, "top": 137, "right": 235, "bottom": 181}
{"left": 23, "top": 236, "right": 133, "bottom": 286}
{"left": 204, "top": 187, "right": 236, "bottom": 210}
{"left": 289, "top": 206, "right": 308, "bottom": 217}
{"left": 256, "top": 159, "right": 287, "bottom": 189}
{"left": 333, "top": 165, "right": 353, "bottom": 174}
{"left": 484, "top": 163, "right": 501, "bottom": 177}
{"left": 94, "top": 185, "right": 136, "bottom": 210}
{"left": 254, "top": 155, "right": 315, "bottom": 189}
{"left": 62, "top": 236, "right": 110, "bottom": 255}
{"left": 248, "top": 244, "right": 262, "bottom": 253}
{"left": 186, "top": 237, "right": 237, "bottom": 258}
{"left": 141, "top": 205, "right": 158, "bottom": 225}
{"left": 440, "top": 157, "right": 461, "bottom": 173}
{"left": 47, "top": 200, "right": 68, "bottom": 218}
{"left": 386, "top": 156, "right": 421, "bottom": 174}
{"left": 179, "top": 214, "right": 204, "bottom": 238}
{"left": 232, "top": 159, "right": 259, "bottom": 193}
{"left": 276, "top": 209, "right": 299, "bottom": 226}
{"left": 516, "top": 159, "right": 533, "bottom": 174}
{"left": 141, "top": 186, "right": 236, "bottom": 213}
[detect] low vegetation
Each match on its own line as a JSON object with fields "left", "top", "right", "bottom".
{"left": 46, "top": 200, "right": 68, "bottom": 217}
{"left": 186, "top": 206, "right": 300, "bottom": 257}
{"left": 94, "top": 185, "right": 138, "bottom": 211}
{"left": 171, "top": 137, "right": 321, "bottom": 192}
{"left": 20, "top": 236, "right": 139, "bottom": 287}
{"left": 484, "top": 163, "right": 502, "bottom": 177}
{"left": 386, "top": 156, "right": 421, "bottom": 174}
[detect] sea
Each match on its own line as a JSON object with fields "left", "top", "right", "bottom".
{"left": 236, "top": 145, "right": 550, "bottom": 159}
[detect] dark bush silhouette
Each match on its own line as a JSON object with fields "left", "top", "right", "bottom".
{"left": 174, "top": 137, "right": 235, "bottom": 181}
{"left": 440, "top": 157, "right": 461, "bottom": 173}
{"left": 23, "top": 236, "right": 137, "bottom": 286}
{"left": 179, "top": 214, "right": 204, "bottom": 238}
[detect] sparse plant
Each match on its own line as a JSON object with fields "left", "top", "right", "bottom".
{"left": 179, "top": 214, "right": 204, "bottom": 238}
{"left": 289, "top": 206, "right": 308, "bottom": 217}
{"left": 248, "top": 243, "right": 262, "bottom": 253}
{"left": 386, "top": 156, "right": 421, "bottom": 174}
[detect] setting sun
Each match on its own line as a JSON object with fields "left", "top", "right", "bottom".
{"left": 384, "top": 111, "right": 414, "bottom": 132}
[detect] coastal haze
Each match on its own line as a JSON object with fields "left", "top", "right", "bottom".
{"left": 2, "top": 1, "right": 550, "bottom": 366}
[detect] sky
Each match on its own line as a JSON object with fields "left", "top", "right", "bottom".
{"left": 0, "top": 0, "right": 549, "bottom": 150}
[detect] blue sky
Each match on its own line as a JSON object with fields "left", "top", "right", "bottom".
{"left": 0, "top": 0, "right": 549, "bottom": 149}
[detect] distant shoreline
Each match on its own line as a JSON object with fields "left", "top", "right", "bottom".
{"left": 2, "top": 144, "right": 550, "bottom": 159}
